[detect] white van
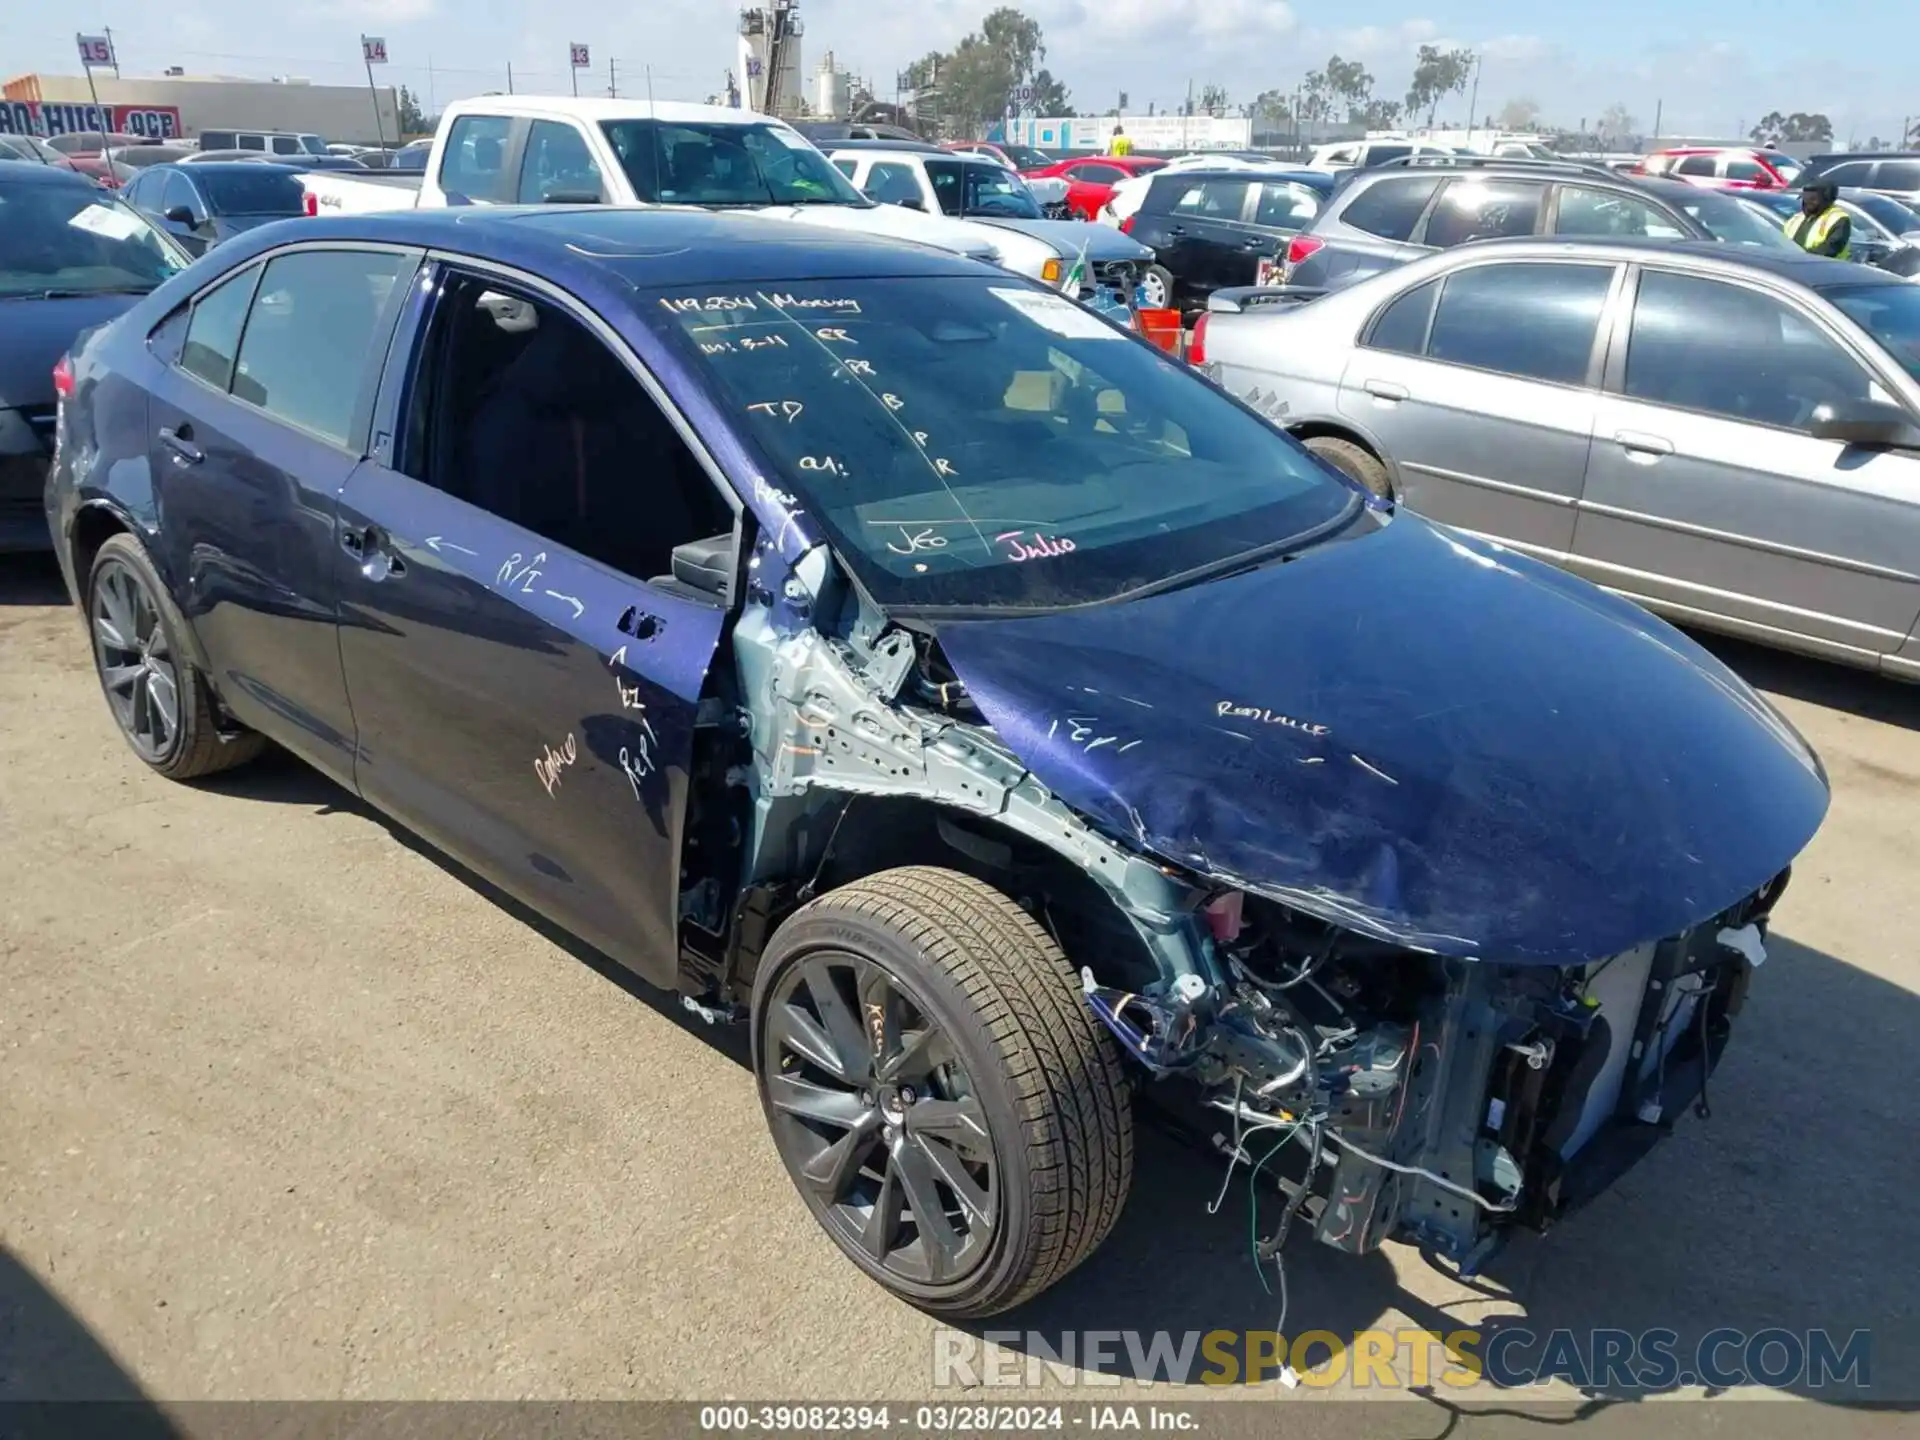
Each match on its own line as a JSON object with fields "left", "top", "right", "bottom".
{"left": 197, "top": 129, "right": 329, "bottom": 158}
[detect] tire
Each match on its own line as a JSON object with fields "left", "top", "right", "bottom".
{"left": 87, "top": 533, "right": 264, "bottom": 780}
{"left": 1304, "top": 434, "right": 1393, "bottom": 500}
{"left": 1138, "top": 264, "right": 1177, "bottom": 311}
{"left": 752, "top": 866, "right": 1133, "bottom": 1318}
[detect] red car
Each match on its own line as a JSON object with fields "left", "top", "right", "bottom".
{"left": 1020, "top": 154, "right": 1166, "bottom": 220}
{"left": 1630, "top": 146, "right": 1803, "bottom": 191}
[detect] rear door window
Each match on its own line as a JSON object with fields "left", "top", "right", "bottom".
{"left": 1419, "top": 180, "right": 1545, "bottom": 248}
{"left": 516, "top": 120, "right": 605, "bottom": 203}
{"left": 1425, "top": 262, "right": 1615, "bottom": 385}
{"left": 440, "top": 113, "right": 514, "bottom": 203}
{"left": 1553, "top": 185, "right": 1687, "bottom": 239}
{"left": 236, "top": 135, "right": 266, "bottom": 152}
{"left": 1338, "top": 176, "right": 1440, "bottom": 241}
{"left": 269, "top": 136, "right": 302, "bottom": 155}
{"left": 199, "top": 131, "right": 236, "bottom": 151}
{"left": 1067, "top": 162, "right": 1125, "bottom": 185}
{"left": 1251, "top": 181, "right": 1320, "bottom": 229}
{"left": 230, "top": 249, "right": 409, "bottom": 446}
{"left": 1818, "top": 160, "right": 1877, "bottom": 186}
{"left": 180, "top": 267, "right": 258, "bottom": 389}
{"left": 1170, "top": 177, "right": 1252, "bottom": 220}
{"left": 1674, "top": 154, "right": 1717, "bottom": 177}
{"left": 1724, "top": 157, "right": 1764, "bottom": 183}
{"left": 863, "top": 161, "right": 922, "bottom": 206}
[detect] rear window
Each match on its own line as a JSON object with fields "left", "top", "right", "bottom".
{"left": 1363, "top": 144, "right": 1411, "bottom": 166}
{"left": 0, "top": 180, "right": 181, "bottom": 299}
{"left": 1338, "top": 176, "right": 1440, "bottom": 241}
{"left": 193, "top": 167, "right": 306, "bottom": 215}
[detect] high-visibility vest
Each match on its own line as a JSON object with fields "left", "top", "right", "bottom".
{"left": 1784, "top": 207, "right": 1850, "bottom": 260}
{"left": 1108, "top": 134, "right": 1133, "bottom": 156}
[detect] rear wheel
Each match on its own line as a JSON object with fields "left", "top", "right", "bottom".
{"left": 751, "top": 866, "right": 1133, "bottom": 1317}
{"left": 1304, "top": 434, "right": 1393, "bottom": 500}
{"left": 87, "top": 534, "right": 263, "bottom": 780}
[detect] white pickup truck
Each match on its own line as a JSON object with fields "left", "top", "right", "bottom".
{"left": 301, "top": 96, "right": 1143, "bottom": 307}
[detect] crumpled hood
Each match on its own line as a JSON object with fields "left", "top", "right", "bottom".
{"left": 933, "top": 516, "right": 1829, "bottom": 965}
{"left": 969, "top": 217, "right": 1152, "bottom": 263}
{"left": 763, "top": 203, "right": 1001, "bottom": 264}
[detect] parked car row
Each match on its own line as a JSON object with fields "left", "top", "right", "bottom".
{"left": 33, "top": 186, "right": 1829, "bottom": 1321}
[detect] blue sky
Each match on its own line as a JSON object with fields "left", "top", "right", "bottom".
{"left": 4, "top": 0, "right": 1912, "bottom": 144}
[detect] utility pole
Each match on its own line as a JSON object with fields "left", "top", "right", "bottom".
{"left": 1465, "top": 53, "right": 1481, "bottom": 146}
{"left": 1651, "top": 98, "right": 1663, "bottom": 144}
{"left": 608, "top": 56, "right": 618, "bottom": 99}
{"left": 506, "top": 62, "right": 515, "bottom": 95}
{"left": 427, "top": 55, "right": 436, "bottom": 118}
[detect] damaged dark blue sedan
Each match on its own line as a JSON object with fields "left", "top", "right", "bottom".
{"left": 45, "top": 207, "right": 1828, "bottom": 1317}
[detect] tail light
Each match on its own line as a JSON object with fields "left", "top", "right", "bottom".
{"left": 1118, "top": 213, "right": 1136, "bottom": 234}
{"left": 302, "top": 190, "right": 319, "bottom": 217}
{"left": 52, "top": 355, "right": 75, "bottom": 399}
{"left": 1286, "top": 234, "right": 1324, "bottom": 269}
{"left": 1187, "top": 313, "right": 1209, "bottom": 367}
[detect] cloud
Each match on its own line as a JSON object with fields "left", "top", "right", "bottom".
{"left": 325, "top": 0, "right": 437, "bottom": 22}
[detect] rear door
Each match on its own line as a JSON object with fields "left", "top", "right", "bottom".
{"left": 333, "top": 262, "right": 738, "bottom": 988}
{"left": 1293, "top": 174, "right": 1442, "bottom": 288}
{"left": 1247, "top": 179, "right": 1325, "bottom": 285}
{"left": 1150, "top": 175, "right": 1257, "bottom": 299}
{"left": 145, "top": 244, "right": 416, "bottom": 783}
{"left": 1573, "top": 266, "right": 1920, "bottom": 663}
{"left": 1336, "top": 258, "right": 1620, "bottom": 560}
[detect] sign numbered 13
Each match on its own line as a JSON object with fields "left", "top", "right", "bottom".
{"left": 570, "top": 43, "right": 591, "bottom": 69}
{"left": 76, "top": 34, "right": 115, "bottom": 67}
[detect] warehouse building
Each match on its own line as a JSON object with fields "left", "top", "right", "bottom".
{"left": 1, "top": 72, "right": 400, "bottom": 146}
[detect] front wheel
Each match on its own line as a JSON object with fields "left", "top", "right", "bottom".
{"left": 751, "top": 866, "right": 1134, "bottom": 1318}
{"left": 1138, "top": 264, "right": 1176, "bottom": 311}
{"left": 1304, "top": 434, "right": 1393, "bottom": 500}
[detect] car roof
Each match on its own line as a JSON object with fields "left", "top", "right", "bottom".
{"left": 1433, "top": 234, "right": 1894, "bottom": 288}
{"left": 827, "top": 140, "right": 951, "bottom": 155}
{"left": 441, "top": 94, "right": 777, "bottom": 128}
{"left": 0, "top": 158, "right": 94, "bottom": 188}
{"left": 222, "top": 207, "right": 990, "bottom": 289}
{"left": 1154, "top": 165, "right": 1330, "bottom": 184}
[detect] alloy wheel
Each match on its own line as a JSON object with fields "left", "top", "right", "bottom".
{"left": 762, "top": 951, "right": 999, "bottom": 1287}
{"left": 91, "top": 560, "right": 181, "bottom": 763}
{"left": 1140, "top": 270, "right": 1169, "bottom": 309}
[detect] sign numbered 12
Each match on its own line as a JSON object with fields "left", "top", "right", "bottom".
{"left": 76, "top": 34, "right": 115, "bottom": 67}
{"left": 570, "top": 43, "right": 591, "bottom": 69}
{"left": 361, "top": 35, "right": 389, "bottom": 64}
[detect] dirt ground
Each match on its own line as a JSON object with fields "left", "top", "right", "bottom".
{"left": 2, "top": 549, "right": 1915, "bottom": 1409}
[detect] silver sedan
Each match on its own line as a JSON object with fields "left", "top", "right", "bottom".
{"left": 1198, "top": 236, "right": 1920, "bottom": 677}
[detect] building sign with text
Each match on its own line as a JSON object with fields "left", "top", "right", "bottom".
{"left": 0, "top": 100, "right": 183, "bottom": 139}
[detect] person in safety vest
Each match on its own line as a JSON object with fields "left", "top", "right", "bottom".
{"left": 1107, "top": 125, "right": 1133, "bottom": 157}
{"left": 1784, "top": 178, "right": 1851, "bottom": 259}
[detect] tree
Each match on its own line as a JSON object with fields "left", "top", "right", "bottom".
{"left": 1496, "top": 96, "right": 1542, "bottom": 131}
{"left": 1031, "top": 67, "right": 1070, "bottom": 116}
{"left": 1749, "top": 110, "right": 1833, "bottom": 145}
{"left": 1356, "top": 98, "right": 1403, "bottom": 129}
{"left": 1250, "top": 87, "right": 1292, "bottom": 127}
{"left": 1597, "top": 102, "right": 1637, "bottom": 143}
{"left": 1908, "top": 116, "right": 1920, "bottom": 146}
{"left": 396, "top": 84, "right": 425, "bottom": 136}
{"left": 1405, "top": 44, "right": 1475, "bottom": 127}
{"left": 1199, "top": 83, "right": 1230, "bottom": 117}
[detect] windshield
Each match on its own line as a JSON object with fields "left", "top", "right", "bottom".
{"left": 1003, "top": 144, "right": 1054, "bottom": 170}
{"left": 599, "top": 120, "right": 869, "bottom": 207}
{"left": 1826, "top": 285, "right": 1920, "bottom": 383}
{"left": 299, "top": 135, "right": 328, "bottom": 155}
{"left": 0, "top": 181, "right": 182, "bottom": 299}
{"left": 650, "top": 276, "right": 1357, "bottom": 611}
{"left": 925, "top": 159, "right": 1042, "bottom": 218}
{"left": 1763, "top": 152, "right": 1803, "bottom": 182}
{"left": 1679, "top": 189, "right": 1799, "bottom": 249}
{"left": 195, "top": 167, "right": 306, "bottom": 215}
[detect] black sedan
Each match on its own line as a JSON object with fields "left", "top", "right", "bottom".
{"left": 0, "top": 161, "right": 188, "bottom": 551}
{"left": 120, "top": 163, "right": 309, "bottom": 257}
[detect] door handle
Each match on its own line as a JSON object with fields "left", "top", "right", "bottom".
{"left": 1166, "top": 224, "right": 1186, "bottom": 235}
{"left": 1244, "top": 236, "right": 1270, "bottom": 247}
{"left": 1614, "top": 430, "right": 1673, "bottom": 457}
{"left": 158, "top": 425, "right": 202, "bottom": 464}
{"left": 341, "top": 524, "right": 407, "bottom": 579}
{"left": 1363, "top": 379, "right": 1409, "bottom": 402}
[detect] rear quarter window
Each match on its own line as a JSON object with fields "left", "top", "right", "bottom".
{"left": 1338, "top": 177, "right": 1441, "bottom": 242}
{"left": 1879, "top": 161, "right": 1920, "bottom": 190}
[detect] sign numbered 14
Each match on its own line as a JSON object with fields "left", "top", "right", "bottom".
{"left": 361, "top": 35, "right": 389, "bottom": 64}
{"left": 76, "top": 34, "right": 115, "bottom": 67}
{"left": 570, "top": 43, "right": 591, "bottom": 69}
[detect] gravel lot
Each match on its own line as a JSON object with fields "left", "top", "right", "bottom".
{"left": 3, "top": 549, "right": 1915, "bottom": 1408}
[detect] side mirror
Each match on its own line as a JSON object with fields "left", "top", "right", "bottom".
{"left": 1808, "top": 398, "right": 1920, "bottom": 452}
{"left": 886, "top": 196, "right": 925, "bottom": 211}
{"left": 163, "top": 204, "right": 195, "bottom": 225}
